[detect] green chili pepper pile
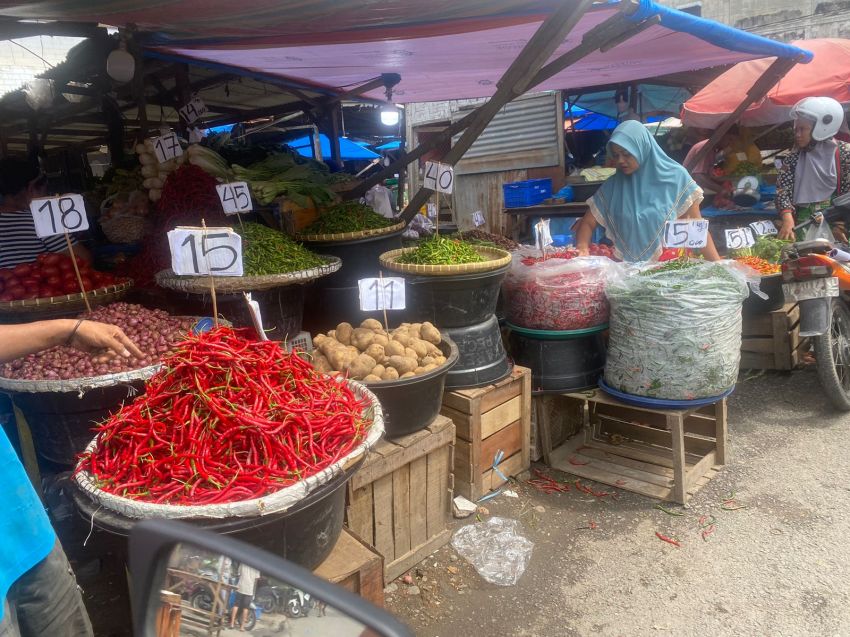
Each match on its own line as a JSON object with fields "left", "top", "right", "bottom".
{"left": 639, "top": 258, "right": 700, "bottom": 276}
{"left": 303, "top": 201, "right": 396, "bottom": 235}
{"left": 605, "top": 262, "right": 749, "bottom": 401}
{"left": 397, "top": 235, "right": 485, "bottom": 265}
{"left": 237, "top": 222, "right": 325, "bottom": 276}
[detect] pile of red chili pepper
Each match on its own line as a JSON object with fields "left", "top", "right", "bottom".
{"left": 75, "top": 326, "right": 372, "bottom": 505}
{"left": 734, "top": 255, "right": 781, "bottom": 275}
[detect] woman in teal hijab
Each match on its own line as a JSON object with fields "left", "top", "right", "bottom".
{"left": 576, "top": 120, "right": 720, "bottom": 263}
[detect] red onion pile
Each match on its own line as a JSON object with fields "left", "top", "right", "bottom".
{"left": 1, "top": 303, "right": 196, "bottom": 381}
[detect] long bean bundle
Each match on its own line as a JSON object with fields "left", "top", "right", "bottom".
{"left": 604, "top": 261, "right": 749, "bottom": 400}
{"left": 76, "top": 327, "right": 372, "bottom": 505}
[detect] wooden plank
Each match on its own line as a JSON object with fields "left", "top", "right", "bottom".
{"left": 315, "top": 529, "right": 384, "bottom": 606}
{"left": 536, "top": 398, "right": 554, "bottom": 466}
{"left": 481, "top": 395, "right": 522, "bottom": 438}
{"left": 684, "top": 414, "right": 719, "bottom": 438}
{"left": 453, "top": 438, "right": 473, "bottom": 483}
{"left": 441, "top": 367, "right": 525, "bottom": 414}
{"left": 596, "top": 415, "right": 717, "bottom": 457}
{"left": 668, "top": 413, "right": 687, "bottom": 504}
{"left": 392, "top": 465, "right": 411, "bottom": 558}
{"left": 584, "top": 437, "right": 701, "bottom": 469}
{"left": 568, "top": 446, "right": 673, "bottom": 487}
{"left": 372, "top": 474, "right": 395, "bottom": 560}
{"left": 434, "top": 445, "right": 451, "bottom": 527}
{"left": 520, "top": 367, "right": 532, "bottom": 471}
{"left": 482, "top": 450, "right": 526, "bottom": 493}
{"left": 440, "top": 404, "right": 474, "bottom": 441}
{"left": 714, "top": 399, "right": 728, "bottom": 465}
{"left": 575, "top": 445, "right": 675, "bottom": 479}
{"left": 385, "top": 529, "right": 452, "bottom": 583}
{"left": 596, "top": 402, "right": 718, "bottom": 438}
{"left": 739, "top": 350, "right": 777, "bottom": 370}
{"left": 392, "top": 427, "right": 432, "bottom": 449}
{"left": 480, "top": 419, "right": 523, "bottom": 473}
{"left": 425, "top": 446, "right": 447, "bottom": 539}
{"left": 351, "top": 416, "right": 454, "bottom": 490}
{"left": 741, "top": 337, "right": 781, "bottom": 354}
{"left": 409, "top": 457, "right": 428, "bottom": 550}
{"left": 686, "top": 450, "right": 717, "bottom": 493}
{"left": 346, "top": 484, "right": 374, "bottom": 544}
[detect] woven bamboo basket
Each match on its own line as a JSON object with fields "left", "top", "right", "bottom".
{"left": 296, "top": 220, "right": 406, "bottom": 243}
{"left": 379, "top": 246, "right": 512, "bottom": 276}
{"left": 155, "top": 256, "right": 341, "bottom": 294}
{"left": 0, "top": 280, "right": 133, "bottom": 316}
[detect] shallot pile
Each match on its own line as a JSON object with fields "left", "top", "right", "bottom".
{"left": 1, "top": 303, "right": 196, "bottom": 380}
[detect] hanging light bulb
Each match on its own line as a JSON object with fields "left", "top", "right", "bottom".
{"left": 380, "top": 107, "right": 400, "bottom": 126}
{"left": 107, "top": 39, "right": 135, "bottom": 83}
{"left": 380, "top": 72, "right": 402, "bottom": 127}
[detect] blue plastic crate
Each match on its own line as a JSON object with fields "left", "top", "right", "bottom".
{"left": 503, "top": 178, "right": 552, "bottom": 208}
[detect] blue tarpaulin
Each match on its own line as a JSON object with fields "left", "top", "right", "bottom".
{"left": 287, "top": 134, "right": 380, "bottom": 160}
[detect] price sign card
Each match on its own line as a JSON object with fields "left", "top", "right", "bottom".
{"left": 216, "top": 182, "right": 253, "bottom": 214}
{"left": 535, "top": 218, "right": 554, "bottom": 251}
{"left": 30, "top": 194, "right": 89, "bottom": 238}
{"left": 358, "top": 277, "right": 406, "bottom": 312}
{"left": 750, "top": 220, "right": 778, "bottom": 236}
{"left": 725, "top": 227, "right": 756, "bottom": 250}
{"left": 168, "top": 227, "right": 243, "bottom": 276}
{"left": 243, "top": 292, "right": 268, "bottom": 341}
{"left": 423, "top": 161, "right": 454, "bottom": 194}
{"left": 152, "top": 132, "right": 183, "bottom": 164}
{"left": 472, "top": 211, "right": 486, "bottom": 227}
{"left": 663, "top": 219, "right": 709, "bottom": 249}
{"left": 426, "top": 203, "right": 437, "bottom": 219}
{"left": 179, "top": 97, "right": 208, "bottom": 124}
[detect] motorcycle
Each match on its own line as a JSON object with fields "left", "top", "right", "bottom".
{"left": 780, "top": 192, "right": 850, "bottom": 410}
{"left": 285, "top": 587, "right": 313, "bottom": 618}
{"left": 190, "top": 583, "right": 259, "bottom": 631}
{"left": 254, "top": 583, "right": 287, "bottom": 614}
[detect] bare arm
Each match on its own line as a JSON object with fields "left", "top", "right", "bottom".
{"left": 575, "top": 211, "right": 597, "bottom": 256}
{"left": 683, "top": 201, "right": 721, "bottom": 261}
{"left": 0, "top": 319, "right": 143, "bottom": 364}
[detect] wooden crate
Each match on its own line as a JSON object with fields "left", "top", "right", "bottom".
{"left": 345, "top": 415, "right": 454, "bottom": 582}
{"left": 314, "top": 528, "right": 384, "bottom": 607}
{"left": 741, "top": 303, "right": 809, "bottom": 370}
{"left": 550, "top": 389, "right": 727, "bottom": 504}
{"left": 530, "top": 394, "right": 585, "bottom": 464}
{"left": 441, "top": 366, "right": 532, "bottom": 500}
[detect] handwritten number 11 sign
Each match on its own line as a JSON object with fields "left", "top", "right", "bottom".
{"left": 30, "top": 194, "right": 89, "bottom": 238}
{"left": 358, "top": 277, "right": 406, "bottom": 312}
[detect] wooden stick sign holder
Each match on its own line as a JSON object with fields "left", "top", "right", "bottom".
{"left": 201, "top": 220, "right": 219, "bottom": 327}
{"left": 63, "top": 230, "right": 91, "bottom": 312}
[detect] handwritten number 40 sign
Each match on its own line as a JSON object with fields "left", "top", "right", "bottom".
{"left": 30, "top": 194, "right": 89, "bottom": 238}
{"left": 423, "top": 161, "right": 454, "bottom": 194}
{"left": 663, "top": 220, "right": 709, "bottom": 249}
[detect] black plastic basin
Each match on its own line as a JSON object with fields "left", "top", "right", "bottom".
{"left": 743, "top": 273, "right": 785, "bottom": 315}
{"left": 443, "top": 316, "right": 512, "bottom": 389}
{"left": 508, "top": 326, "right": 607, "bottom": 393}
{"left": 364, "top": 338, "right": 459, "bottom": 438}
{"left": 302, "top": 283, "right": 411, "bottom": 334}
{"left": 306, "top": 230, "right": 404, "bottom": 287}
{"left": 405, "top": 265, "right": 510, "bottom": 328}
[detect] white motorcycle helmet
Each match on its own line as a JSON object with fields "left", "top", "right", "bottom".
{"left": 791, "top": 96, "right": 845, "bottom": 141}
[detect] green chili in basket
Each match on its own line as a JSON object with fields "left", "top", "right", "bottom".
{"left": 303, "top": 201, "right": 396, "bottom": 235}
{"left": 396, "top": 235, "right": 485, "bottom": 265}
{"left": 237, "top": 222, "right": 325, "bottom": 276}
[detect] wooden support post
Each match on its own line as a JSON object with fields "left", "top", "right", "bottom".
{"left": 127, "top": 34, "right": 149, "bottom": 139}
{"left": 668, "top": 413, "right": 686, "bottom": 504}
{"left": 174, "top": 64, "right": 192, "bottom": 137}
{"left": 689, "top": 57, "right": 799, "bottom": 169}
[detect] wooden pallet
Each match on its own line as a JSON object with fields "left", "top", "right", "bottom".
{"left": 314, "top": 528, "right": 384, "bottom": 607}
{"left": 531, "top": 394, "right": 585, "bottom": 464}
{"left": 741, "top": 303, "right": 809, "bottom": 370}
{"left": 551, "top": 389, "right": 727, "bottom": 504}
{"left": 346, "top": 415, "right": 454, "bottom": 582}
{"left": 441, "top": 366, "right": 532, "bottom": 500}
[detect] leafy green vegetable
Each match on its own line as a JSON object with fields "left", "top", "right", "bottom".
{"left": 397, "top": 235, "right": 485, "bottom": 265}
{"left": 233, "top": 153, "right": 336, "bottom": 207}
{"left": 730, "top": 161, "right": 761, "bottom": 177}
{"left": 237, "top": 222, "right": 325, "bottom": 276}
{"left": 729, "top": 235, "right": 791, "bottom": 263}
{"left": 303, "top": 201, "right": 396, "bottom": 235}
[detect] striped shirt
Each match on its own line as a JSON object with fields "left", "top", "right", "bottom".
{"left": 0, "top": 211, "right": 76, "bottom": 269}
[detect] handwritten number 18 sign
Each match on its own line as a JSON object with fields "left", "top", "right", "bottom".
{"left": 30, "top": 194, "right": 89, "bottom": 238}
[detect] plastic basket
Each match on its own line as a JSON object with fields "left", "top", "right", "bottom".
{"left": 285, "top": 331, "right": 313, "bottom": 353}
{"left": 503, "top": 179, "right": 552, "bottom": 208}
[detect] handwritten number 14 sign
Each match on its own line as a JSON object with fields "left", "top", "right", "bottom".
{"left": 358, "top": 277, "right": 406, "bottom": 312}
{"left": 30, "top": 194, "right": 89, "bottom": 238}
{"left": 423, "top": 161, "right": 454, "bottom": 194}
{"left": 663, "top": 220, "right": 709, "bottom": 249}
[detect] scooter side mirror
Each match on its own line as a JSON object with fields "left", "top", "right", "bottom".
{"left": 129, "top": 519, "right": 413, "bottom": 637}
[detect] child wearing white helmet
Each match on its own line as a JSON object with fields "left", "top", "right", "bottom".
{"left": 776, "top": 96, "right": 850, "bottom": 241}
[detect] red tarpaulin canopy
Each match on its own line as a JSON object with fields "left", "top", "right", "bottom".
{"left": 682, "top": 38, "right": 850, "bottom": 129}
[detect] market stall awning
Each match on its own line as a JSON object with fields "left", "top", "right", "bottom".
{"left": 682, "top": 38, "right": 850, "bottom": 129}
{"left": 0, "top": 1, "right": 810, "bottom": 104}
{"left": 287, "top": 134, "right": 380, "bottom": 160}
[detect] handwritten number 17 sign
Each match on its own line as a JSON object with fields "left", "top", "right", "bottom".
{"left": 663, "top": 220, "right": 709, "bottom": 249}
{"left": 30, "top": 194, "right": 89, "bottom": 238}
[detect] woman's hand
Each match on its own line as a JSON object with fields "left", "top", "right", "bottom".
{"left": 69, "top": 320, "right": 144, "bottom": 361}
{"left": 778, "top": 211, "right": 796, "bottom": 240}
{"left": 576, "top": 245, "right": 590, "bottom": 257}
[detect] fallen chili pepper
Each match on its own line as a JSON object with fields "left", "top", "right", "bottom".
{"left": 656, "top": 504, "right": 685, "bottom": 517}
{"left": 698, "top": 514, "right": 717, "bottom": 528}
{"left": 527, "top": 468, "right": 570, "bottom": 494}
{"left": 701, "top": 524, "right": 717, "bottom": 542}
{"left": 568, "top": 455, "right": 590, "bottom": 466}
{"left": 655, "top": 532, "right": 681, "bottom": 548}
{"left": 574, "top": 480, "right": 613, "bottom": 498}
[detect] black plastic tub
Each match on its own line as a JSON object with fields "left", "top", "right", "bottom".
{"left": 302, "top": 283, "right": 410, "bottom": 334}
{"left": 12, "top": 384, "right": 144, "bottom": 466}
{"left": 165, "top": 285, "right": 306, "bottom": 339}
{"left": 507, "top": 324, "right": 607, "bottom": 393}
{"left": 405, "top": 265, "right": 510, "bottom": 328}
{"left": 306, "top": 230, "right": 404, "bottom": 287}
{"left": 743, "top": 273, "right": 785, "bottom": 315}
{"left": 365, "top": 338, "right": 459, "bottom": 438}
{"left": 70, "top": 461, "right": 358, "bottom": 570}
{"left": 443, "top": 316, "right": 512, "bottom": 389}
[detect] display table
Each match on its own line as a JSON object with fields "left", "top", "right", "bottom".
{"left": 502, "top": 202, "right": 590, "bottom": 241}
{"left": 541, "top": 388, "right": 727, "bottom": 504}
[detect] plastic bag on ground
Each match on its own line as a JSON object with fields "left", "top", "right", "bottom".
{"left": 451, "top": 516, "right": 533, "bottom": 586}
{"left": 604, "top": 260, "right": 752, "bottom": 401}
{"left": 502, "top": 249, "right": 624, "bottom": 331}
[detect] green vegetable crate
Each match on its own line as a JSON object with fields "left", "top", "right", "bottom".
{"left": 547, "top": 389, "right": 727, "bottom": 504}
{"left": 740, "top": 302, "right": 809, "bottom": 371}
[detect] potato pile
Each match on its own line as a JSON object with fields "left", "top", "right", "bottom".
{"left": 313, "top": 320, "right": 446, "bottom": 382}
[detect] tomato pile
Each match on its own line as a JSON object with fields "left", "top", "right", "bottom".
{"left": 734, "top": 256, "right": 781, "bottom": 275}
{"left": 0, "top": 253, "right": 128, "bottom": 301}
{"left": 520, "top": 243, "right": 614, "bottom": 265}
